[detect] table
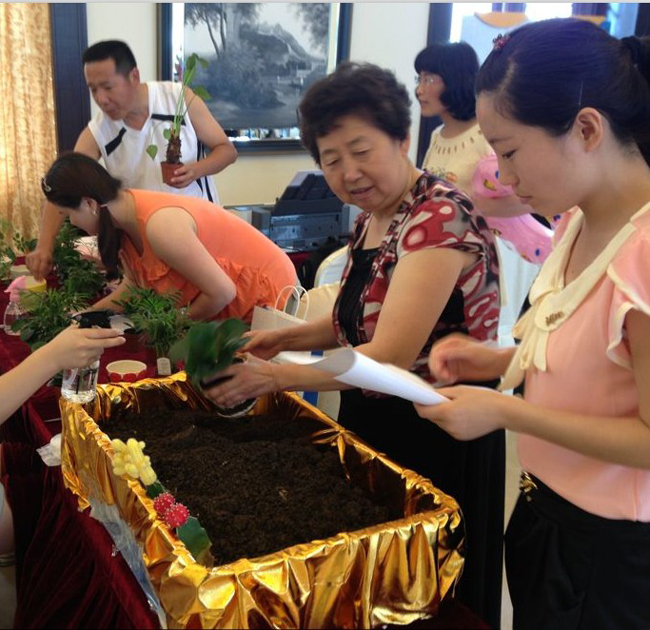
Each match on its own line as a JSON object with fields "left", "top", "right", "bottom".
{"left": 0, "top": 287, "right": 489, "bottom": 629}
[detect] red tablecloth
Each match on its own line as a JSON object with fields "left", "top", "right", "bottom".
{"left": 0, "top": 281, "right": 489, "bottom": 629}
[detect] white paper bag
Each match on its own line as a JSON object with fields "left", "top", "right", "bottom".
{"left": 250, "top": 285, "right": 310, "bottom": 331}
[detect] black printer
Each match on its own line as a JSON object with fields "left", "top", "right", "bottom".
{"left": 227, "top": 171, "right": 355, "bottom": 252}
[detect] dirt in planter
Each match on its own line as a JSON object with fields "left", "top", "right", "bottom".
{"left": 105, "top": 408, "right": 398, "bottom": 565}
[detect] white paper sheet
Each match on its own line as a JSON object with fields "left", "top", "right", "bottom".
{"left": 284, "top": 348, "right": 448, "bottom": 406}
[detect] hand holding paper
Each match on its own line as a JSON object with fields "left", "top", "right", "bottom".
{"left": 291, "top": 348, "right": 448, "bottom": 405}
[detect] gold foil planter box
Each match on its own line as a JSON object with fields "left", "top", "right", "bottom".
{"left": 60, "top": 373, "right": 464, "bottom": 629}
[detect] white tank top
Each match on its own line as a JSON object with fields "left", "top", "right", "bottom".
{"left": 88, "top": 81, "right": 218, "bottom": 202}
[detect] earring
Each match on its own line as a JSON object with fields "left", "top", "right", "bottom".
{"left": 92, "top": 209, "right": 99, "bottom": 216}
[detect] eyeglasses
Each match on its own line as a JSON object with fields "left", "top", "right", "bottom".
{"left": 415, "top": 75, "right": 441, "bottom": 86}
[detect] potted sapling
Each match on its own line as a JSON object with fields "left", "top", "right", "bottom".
{"left": 170, "top": 318, "right": 255, "bottom": 417}
{"left": 145, "top": 53, "right": 211, "bottom": 185}
{"left": 116, "top": 286, "right": 193, "bottom": 376}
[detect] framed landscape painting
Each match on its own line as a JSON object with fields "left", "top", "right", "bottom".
{"left": 160, "top": 3, "right": 352, "bottom": 152}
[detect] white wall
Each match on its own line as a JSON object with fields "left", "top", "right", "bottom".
{"left": 85, "top": 2, "right": 430, "bottom": 206}
{"left": 86, "top": 3, "right": 157, "bottom": 119}
{"left": 349, "top": 3, "right": 429, "bottom": 164}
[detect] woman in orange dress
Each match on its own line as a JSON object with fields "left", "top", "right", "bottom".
{"left": 40, "top": 153, "right": 296, "bottom": 323}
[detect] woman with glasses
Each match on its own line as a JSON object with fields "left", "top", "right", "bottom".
{"left": 416, "top": 42, "right": 553, "bottom": 262}
{"left": 415, "top": 42, "right": 492, "bottom": 197}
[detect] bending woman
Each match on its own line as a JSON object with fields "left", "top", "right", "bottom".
{"left": 40, "top": 153, "right": 296, "bottom": 323}
{"left": 203, "top": 62, "right": 504, "bottom": 625}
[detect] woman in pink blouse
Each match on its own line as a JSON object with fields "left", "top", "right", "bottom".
{"left": 205, "top": 62, "right": 503, "bottom": 626}
{"left": 418, "top": 19, "right": 650, "bottom": 630}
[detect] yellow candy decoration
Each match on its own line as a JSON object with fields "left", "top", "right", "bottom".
{"left": 110, "top": 438, "right": 157, "bottom": 486}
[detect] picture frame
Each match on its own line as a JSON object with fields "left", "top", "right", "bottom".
{"left": 158, "top": 3, "right": 352, "bottom": 153}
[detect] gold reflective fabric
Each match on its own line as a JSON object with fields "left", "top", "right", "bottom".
{"left": 61, "top": 374, "right": 465, "bottom": 629}
{"left": 0, "top": 4, "right": 57, "bottom": 239}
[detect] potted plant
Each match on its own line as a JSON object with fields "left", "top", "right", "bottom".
{"left": 0, "top": 219, "right": 37, "bottom": 283}
{"left": 11, "top": 287, "right": 91, "bottom": 388}
{"left": 52, "top": 220, "right": 108, "bottom": 297}
{"left": 116, "top": 286, "right": 193, "bottom": 376}
{"left": 12, "top": 287, "right": 90, "bottom": 352}
{"left": 145, "top": 53, "right": 211, "bottom": 186}
{"left": 169, "top": 318, "right": 255, "bottom": 417}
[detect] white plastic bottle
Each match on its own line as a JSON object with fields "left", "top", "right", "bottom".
{"left": 3, "top": 286, "right": 24, "bottom": 335}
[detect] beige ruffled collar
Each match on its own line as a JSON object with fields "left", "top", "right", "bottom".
{"left": 500, "top": 202, "right": 650, "bottom": 390}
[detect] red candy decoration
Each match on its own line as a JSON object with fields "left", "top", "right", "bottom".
{"left": 164, "top": 503, "right": 190, "bottom": 529}
{"left": 153, "top": 492, "right": 176, "bottom": 516}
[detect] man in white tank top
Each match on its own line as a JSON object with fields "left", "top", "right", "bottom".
{"left": 27, "top": 40, "right": 237, "bottom": 280}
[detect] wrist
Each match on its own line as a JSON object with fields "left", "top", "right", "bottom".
{"left": 273, "top": 363, "right": 296, "bottom": 392}
{"left": 493, "top": 346, "right": 515, "bottom": 376}
{"left": 500, "top": 393, "right": 527, "bottom": 431}
{"left": 30, "top": 345, "right": 61, "bottom": 378}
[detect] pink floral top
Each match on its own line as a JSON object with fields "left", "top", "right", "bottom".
{"left": 333, "top": 172, "right": 500, "bottom": 383}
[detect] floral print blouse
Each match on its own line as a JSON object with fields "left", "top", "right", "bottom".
{"left": 333, "top": 171, "right": 501, "bottom": 384}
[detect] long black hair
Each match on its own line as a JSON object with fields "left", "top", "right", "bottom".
{"left": 414, "top": 41, "right": 480, "bottom": 121}
{"left": 477, "top": 18, "right": 650, "bottom": 166}
{"left": 42, "top": 153, "right": 123, "bottom": 277}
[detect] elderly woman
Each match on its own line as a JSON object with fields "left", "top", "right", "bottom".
{"left": 205, "top": 62, "right": 504, "bottom": 624}
{"left": 40, "top": 153, "right": 296, "bottom": 323}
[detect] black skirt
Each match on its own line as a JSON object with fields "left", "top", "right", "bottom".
{"left": 506, "top": 473, "right": 650, "bottom": 630}
{"left": 339, "top": 389, "right": 505, "bottom": 629}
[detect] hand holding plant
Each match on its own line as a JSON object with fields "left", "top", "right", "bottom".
{"left": 169, "top": 319, "right": 248, "bottom": 387}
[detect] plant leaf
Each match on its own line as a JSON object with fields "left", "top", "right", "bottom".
{"left": 146, "top": 144, "right": 158, "bottom": 160}
{"left": 176, "top": 516, "right": 212, "bottom": 563}
{"left": 163, "top": 128, "right": 171, "bottom": 141}
{"left": 193, "top": 86, "right": 211, "bottom": 102}
{"left": 145, "top": 481, "right": 165, "bottom": 499}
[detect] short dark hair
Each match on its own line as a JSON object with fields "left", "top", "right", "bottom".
{"left": 477, "top": 18, "right": 650, "bottom": 166}
{"left": 42, "top": 153, "right": 123, "bottom": 276}
{"left": 82, "top": 40, "right": 137, "bottom": 76}
{"left": 414, "top": 42, "right": 479, "bottom": 121}
{"left": 298, "top": 62, "right": 411, "bottom": 164}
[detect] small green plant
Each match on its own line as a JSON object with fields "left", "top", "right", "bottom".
{"left": 52, "top": 220, "right": 107, "bottom": 297}
{"left": 116, "top": 286, "right": 193, "bottom": 358}
{"left": 170, "top": 319, "right": 248, "bottom": 388}
{"left": 0, "top": 219, "right": 37, "bottom": 282}
{"left": 12, "top": 232, "right": 37, "bottom": 257}
{"left": 146, "top": 53, "right": 211, "bottom": 163}
{"left": 12, "top": 287, "right": 90, "bottom": 351}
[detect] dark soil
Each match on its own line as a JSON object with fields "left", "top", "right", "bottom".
{"left": 105, "top": 409, "right": 397, "bottom": 565}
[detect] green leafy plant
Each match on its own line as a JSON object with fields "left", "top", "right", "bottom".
{"left": 52, "top": 220, "right": 107, "bottom": 297}
{"left": 0, "top": 219, "right": 37, "bottom": 282}
{"left": 12, "top": 287, "right": 90, "bottom": 351}
{"left": 12, "top": 232, "right": 37, "bottom": 257}
{"left": 116, "top": 286, "right": 193, "bottom": 358}
{"left": 146, "top": 53, "right": 211, "bottom": 163}
{"left": 169, "top": 319, "right": 248, "bottom": 388}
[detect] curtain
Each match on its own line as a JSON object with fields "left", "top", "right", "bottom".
{"left": 0, "top": 3, "right": 57, "bottom": 242}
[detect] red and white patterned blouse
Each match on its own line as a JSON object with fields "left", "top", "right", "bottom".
{"left": 333, "top": 172, "right": 501, "bottom": 384}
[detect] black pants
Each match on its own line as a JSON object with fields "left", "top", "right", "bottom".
{"left": 506, "top": 474, "right": 650, "bottom": 630}
{"left": 338, "top": 389, "right": 505, "bottom": 629}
